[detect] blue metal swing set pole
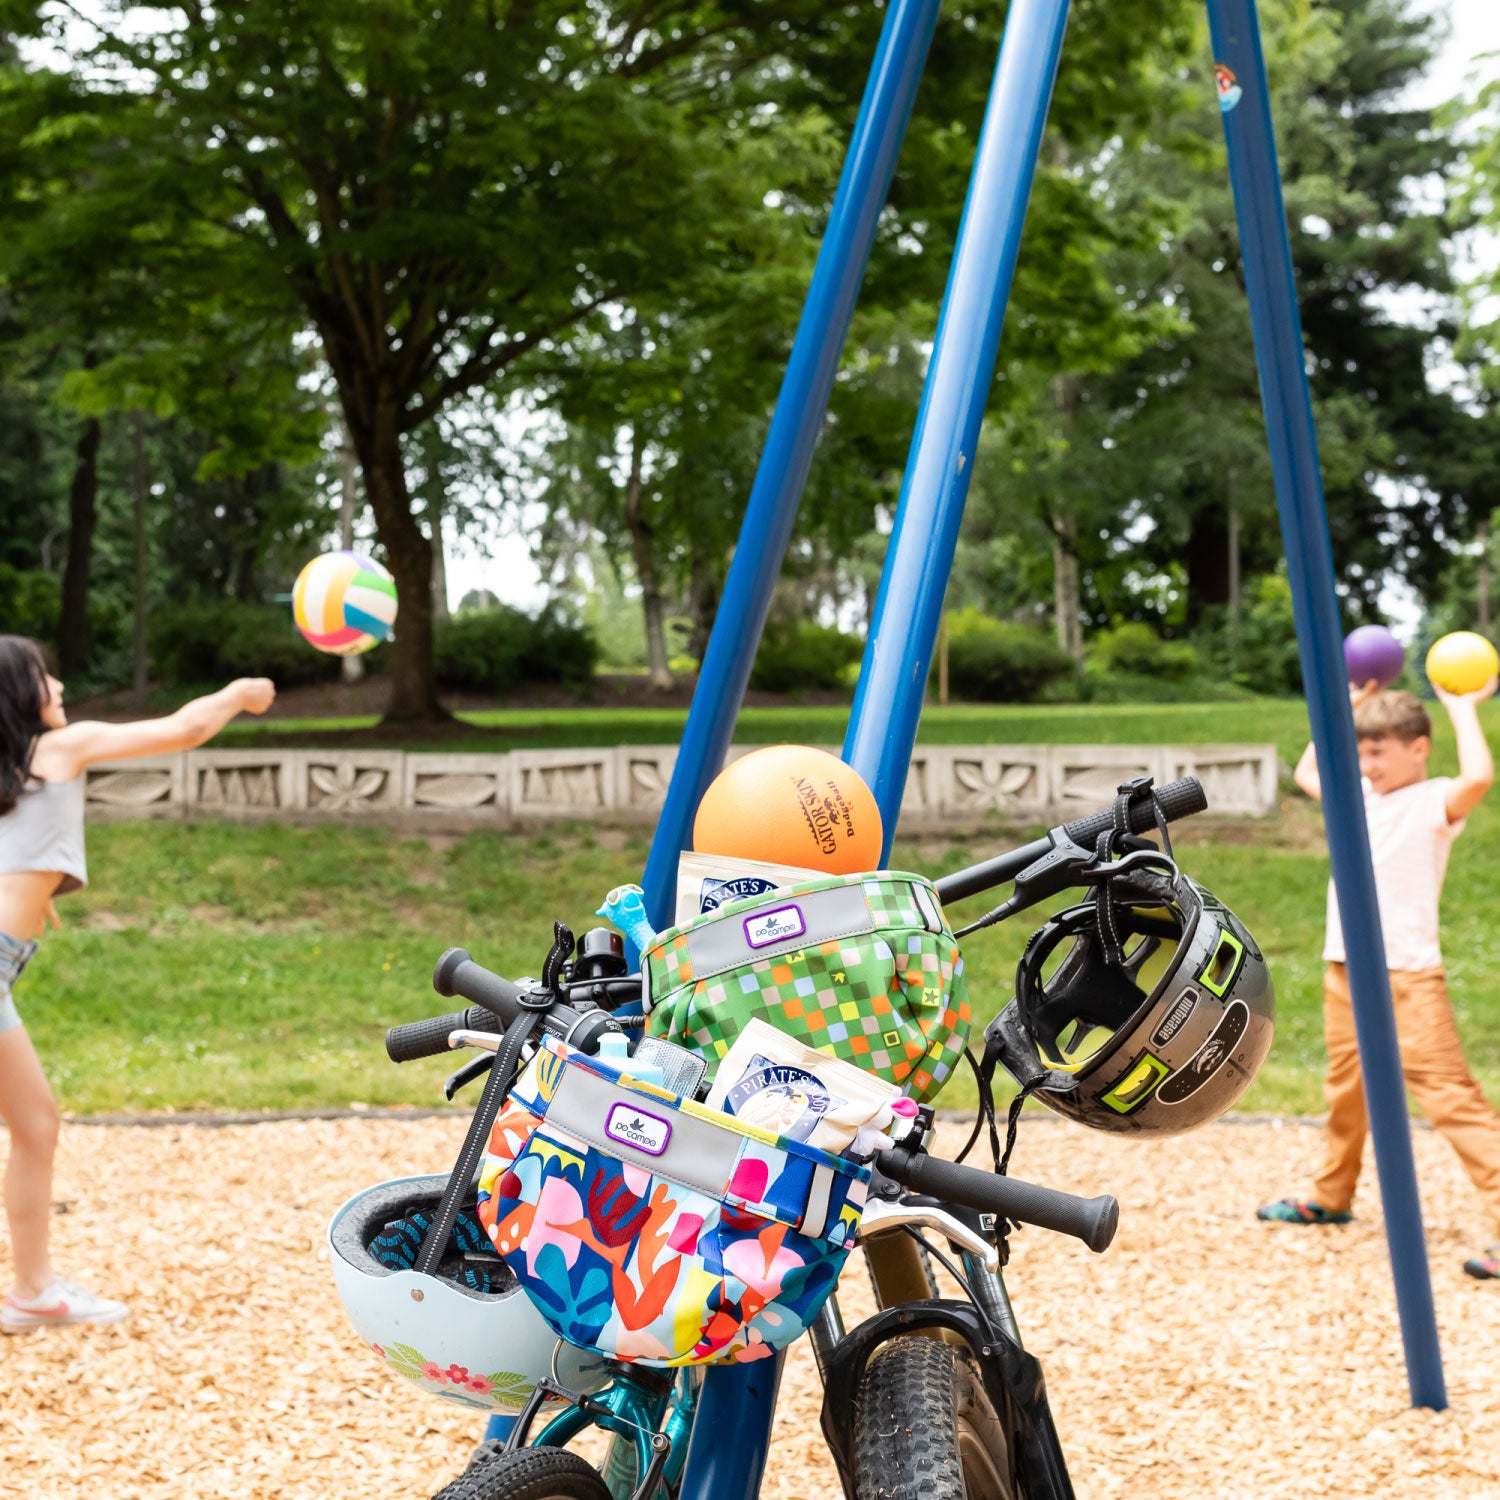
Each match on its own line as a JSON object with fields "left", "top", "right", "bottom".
{"left": 483, "top": 0, "right": 942, "bottom": 1465}
{"left": 842, "top": 0, "right": 1074, "bottom": 845}
{"left": 637, "top": 0, "right": 943, "bottom": 940}
{"left": 1204, "top": 0, "right": 1446, "bottom": 1410}
{"left": 647, "top": 4, "right": 945, "bottom": 1495}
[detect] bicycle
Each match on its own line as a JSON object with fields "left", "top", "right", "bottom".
{"left": 340, "top": 774, "right": 1223, "bottom": 1500}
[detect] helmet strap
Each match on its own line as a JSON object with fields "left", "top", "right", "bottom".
{"left": 998, "top": 1077, "right": 1046, "bottom": 1178}
{"left": 413, "top": 985, "right": 553, "bottom": 1277}
{"left": 967, "top": 1026, "right": 1046, "bottom": 1179}
{"left": 1087, "top": 779, "right": 1181, "bottom": 968}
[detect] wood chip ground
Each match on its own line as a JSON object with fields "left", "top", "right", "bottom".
{"left": 2, "top": 1117, "right": 1497, "bottom": 1499}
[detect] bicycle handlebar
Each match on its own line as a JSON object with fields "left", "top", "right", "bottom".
{"left": 385, "top": 1004, "right": 504, "bottom": 1063}
{"left": 433, "top": 948, "right": 526, "bottom": 1017}
{"left": 879, "top": 1145, "right": 1119, "bottom": 1253}
{"left": 933, "top": 774, "right": 1208, "bottom": 907}
{"left": 384, "top": 947, "right": 623, "bottom": 1064}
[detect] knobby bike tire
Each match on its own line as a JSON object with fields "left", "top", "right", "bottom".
{"left": 852, "top": 1336, "right": 1015, "bottom": 1500}
{"left": 429, "top": 1446, "right": 611, "bottom": 1500}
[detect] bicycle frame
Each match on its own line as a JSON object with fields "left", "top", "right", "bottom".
{"left": 513, "top": 1367, "right": 701, "bottom": 1500}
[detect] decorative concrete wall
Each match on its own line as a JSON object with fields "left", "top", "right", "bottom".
{"left": 84, "top": 743, "right": 1279, "bottom": 829}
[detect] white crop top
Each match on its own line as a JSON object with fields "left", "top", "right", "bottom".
{"left": 0, "top": 775, "right": 88, "bottom": 893}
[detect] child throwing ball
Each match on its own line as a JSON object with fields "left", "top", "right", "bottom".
{"left": 0, "top": 637, "right": 274, "bottom": 1332}
{"left": 1259, "top": 668, "right": 1500, "bottom": 1279}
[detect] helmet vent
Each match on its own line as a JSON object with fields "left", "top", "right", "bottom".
{"left": 1198, "top": 928, "right": 1245, "bottom": 998}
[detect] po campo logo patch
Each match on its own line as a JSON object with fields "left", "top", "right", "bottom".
{"left": 604, "top": 1102, "right": 672, "bottom": 1156}
{"left": 1099, "top": 1050, "right": 1171, "bottom": 1115}
{"left": 744, "top": 903, "right": 807, "bottom": 950}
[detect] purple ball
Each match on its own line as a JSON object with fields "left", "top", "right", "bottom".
{"left": 1345, "top": 625, "right": 1405, "bottom": 689}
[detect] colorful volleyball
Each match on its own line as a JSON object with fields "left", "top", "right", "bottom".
{"left": 292, "top": 551, "right": 398, "bottom": 656}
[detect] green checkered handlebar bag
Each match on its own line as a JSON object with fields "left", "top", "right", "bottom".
{"left": 643, "top": 871, "right": 971, "bottom": 1105}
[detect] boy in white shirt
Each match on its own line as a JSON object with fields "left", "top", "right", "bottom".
{"left": 1258, "top": 675, "right": 1500, "bottom": 1279}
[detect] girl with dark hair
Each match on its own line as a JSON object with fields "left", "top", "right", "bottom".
{"left": 0, "top": 637, "right": 274, "bottom": 1332}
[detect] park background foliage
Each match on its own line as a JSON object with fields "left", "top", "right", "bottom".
{"left": 2, "top": 0, "right": 1497, "bottom": 715}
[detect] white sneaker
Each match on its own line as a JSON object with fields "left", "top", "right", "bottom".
{"left": 1, "top": 1277, "right": 130, "bottom": 1333}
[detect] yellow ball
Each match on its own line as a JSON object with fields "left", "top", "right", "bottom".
{"left": 1425, "top": 631, "right": 1499, "bottom": 696}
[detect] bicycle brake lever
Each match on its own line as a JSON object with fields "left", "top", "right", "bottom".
{"left": 955, "top": 830, "right": 1095, "bottom": 935}
{"left": 443, "top": 1053, "right": 494, "bottom": 1101}
{"left": 1075, "top": 844, "right": 1176, "bottom": 885}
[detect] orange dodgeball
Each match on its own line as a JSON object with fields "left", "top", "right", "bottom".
{"left": 693, "top": 745, "right": 884, "bottom": 874}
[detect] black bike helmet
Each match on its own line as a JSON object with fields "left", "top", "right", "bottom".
{"left": 985, "top": 864, "right": 1273, "bottom": 1136}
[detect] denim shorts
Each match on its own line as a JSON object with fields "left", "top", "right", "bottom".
{"left": 0, "top": 930, "right": 39, "bottom": 1034}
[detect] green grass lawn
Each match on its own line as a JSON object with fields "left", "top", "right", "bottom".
{"left": 21, "top": 796, "right": 1500, "bottom": 1118}
{"left": 217, "top": 697, "right": 1500, "bottom": 776}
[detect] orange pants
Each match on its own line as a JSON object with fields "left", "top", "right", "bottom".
{"left": 1315, "top": 963, "right": 1500, "bottom": 1234}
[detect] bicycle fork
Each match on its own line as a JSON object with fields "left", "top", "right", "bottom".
{"left": 811, "top": 1230, "right": 1075, "bottom": 1500}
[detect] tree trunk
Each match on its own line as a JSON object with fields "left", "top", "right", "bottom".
{"left": 622, "top": 429, "right": 672, "bottom": 690}
{"left": 57, "top": 412, "right": 102, "bottom": 676}
{"left": 1046, "top": 374, "right": 1085, "bottom": 663}
{"left": 429, "top": 494, "right": 451, "bottom": 623}
{"left": 131, "top": 413, "right": 149, "bottom": 708}
{"left": 338, "top": 432, "right": 365, "bottom": 684}
{"left": 1227, "top": 487, "right": 1242, "bottom": 673}
{"left": 1184, "top": 504, "right": 1231, "bottom": 626}
{"left": 937, "top": 609, "right": 949, "bottom": 706}
{"left": 1051, "top": 506, "right": 1083, "bottom": 662}
{"left": 689, "top": 546, "right": 721, "bottom": 667}
{"left": 354, "top": 403, "right": 443, "bottom": 722}
{"left": 1227, "top": 490, "right": 1241, "bottom": 628}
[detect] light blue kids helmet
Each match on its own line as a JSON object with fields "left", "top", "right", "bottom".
{"left": 329, "top": 1174, "right": 611, "bottom": 1415}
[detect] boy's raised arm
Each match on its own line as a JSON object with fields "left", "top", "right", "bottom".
{"left": 1440, "top": 675, "right": 1497, "bottom": 824}
{"left": 1295, "top": 679, "right": 1383, "bottom": 803}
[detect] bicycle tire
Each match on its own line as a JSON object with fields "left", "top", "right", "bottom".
{"left": 851, "top": 1336, "right": 1015, "bottom": 1500}
{"left": 429, "top": 1446, "right": 611, "bottom": 1500}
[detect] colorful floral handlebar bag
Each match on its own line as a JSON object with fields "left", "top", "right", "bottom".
{"left": 476, "top": 1036, "right": 869, "bottom": 1367}
{"left": 643, "top": 870, "right": 970, "bottom": 1105}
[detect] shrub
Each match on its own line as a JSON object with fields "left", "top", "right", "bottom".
{"left": 749, "top": 619, "right": 864, "bottom": 694}
{"left": 433, "top": 606, "right": 531, "bottom": 691}
{"left": 218, "top": 605, "right": 346, "bottom": 686}
{"left": 1078, "top": 671, "right": 1253, "bottom": 704}
{"left": 435, "top": 606, "right": 600, "bottom": 692}
{"left": 1088, "top": 622, "right": 1199, "bottom": 681}
{"left": 0, "top": 566, "right": 61, "bottom": 643}
{"left": 517, "top": 608, "right": 599, "bottom": 691}
{"left": 1191, "top": 576, "right": 1304, "bottom": 695}
{"left": 151, "top": 599, "right": 339, "bottom": 688}
{"left": 942, "top": 609, "right": 1076, "bottom": 702}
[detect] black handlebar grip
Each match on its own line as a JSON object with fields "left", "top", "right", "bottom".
{"left": 433, "top": 947, "right": 523, "bottom": 1023}
{"left": 385, "top": 1005, "right": 503, "bottom": 1064}
{"left": 881, "top": 1147, "right": 1119, "bottom": 1254}
{"left": 934, "top": 775, "right": 1209, "bottom": 906}
{"left": 1060, "top": 774, "right": 1208, "bottom": 850}
{"left": 431, "top": 946, "right": 620, "bottom": 1056}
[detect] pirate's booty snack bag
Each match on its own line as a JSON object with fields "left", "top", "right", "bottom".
{"left": 704, "top": 1018, "right": 901, "bottom": 1155}
{"left": 674, "top": 851, "right": 823, "bottom": 927}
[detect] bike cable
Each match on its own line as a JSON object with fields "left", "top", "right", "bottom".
{"left": 900, "top": 1225, "right": 1002, "bottom": 1349}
